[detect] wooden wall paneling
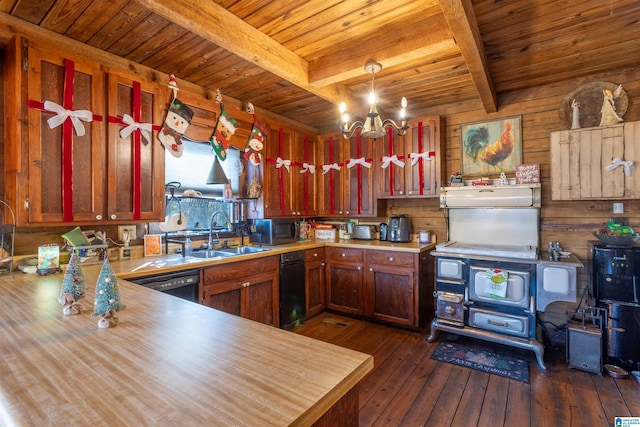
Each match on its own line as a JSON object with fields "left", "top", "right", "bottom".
{"left": 624, "top": 121, "right": 640, "bottom": 197}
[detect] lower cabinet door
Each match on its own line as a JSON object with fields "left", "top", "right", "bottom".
{"left": 326, "top": 262, "right": 363, "bottom": 315}
{"left": 366, "top": 265, "right": 415, "bottom": 327}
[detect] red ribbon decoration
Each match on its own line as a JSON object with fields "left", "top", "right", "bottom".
{"left": 131, "top": 81, "right": 142, "bottom": 219}
{"left": 356, "top": 132, "right": 363, "bottom": 214}
{"left": 328, "top": 136, "right": 337, "bottom": 214}
{"left": 27, "top": 59, "right": 104, "bottom": 222}
{"left": 417, "top": 122, "right": 424, "bottom": 195}
{"left": 387, "top": 127, "right": 395, "bottom": 196}
{"left": 304, "top": 135, "right": 310, "bottom": 216}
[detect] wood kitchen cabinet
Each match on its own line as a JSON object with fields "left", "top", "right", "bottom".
{"left": 4, "top": 36, "right": 165, "bottom": 226}
{"left": 550, "top": 121, "right": 640, "bottom": 200}
{"left": 317, "top": 132, "right": 379, "bottom": 217}
{"left": 262, "top": 126, "right": 317, "bottom": 217}
{"left": 325, "top": 247, "right": 365, "bottom": 315}
{"left": 201, "top": 256, "right": 279, "bottom": 326}
{"left": 106, "top": 70, "right": 165, "bottom": 222}
{"left": 376, "top": 116, "right": 444, "bottom": 198}
{"left": 305, "top": 247, "right": 326, "bottom": 319}
{"left": 325, "top": 246, "right": 434, "bottom": 329}
{"left": 365, "top": 250, "right": 417, "bottom": 327}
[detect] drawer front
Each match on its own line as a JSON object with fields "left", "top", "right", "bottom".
{"left": 367, "top": 250, "right": 415, "bottom": 268}
{"left": 468, "top": 308, "right": 529, "bottom": 338}
{"left": 203, "top": 256, "right": 278, "bottom": 285}
{"left": 326, "top": 247, "right": 363, "bottom": 263}
{"left": 305, "top": 247, "right": 325, "bottom": 262}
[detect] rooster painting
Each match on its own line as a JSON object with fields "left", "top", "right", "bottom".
{"left": 462, "top": 117, "right": 522, "bottom": 175}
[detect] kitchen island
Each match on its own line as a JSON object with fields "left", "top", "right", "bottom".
{"left": 0, "top": 266, "right": 373, "bottom": 426}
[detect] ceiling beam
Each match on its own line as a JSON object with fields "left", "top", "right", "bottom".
{"left": 438, "top": 0, "right": 497, "bottom": 113}
{"left": 138, "top": 0, "right": 356, "bottom": 108}
{"left": 308, "top": 14, "right": 457, "bottom": 87}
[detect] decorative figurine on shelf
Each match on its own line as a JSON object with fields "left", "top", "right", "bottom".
{"left": 599, "top": 84, "right": 625, "bottom": 126}
{"left": 498, "top": 172, "right": 508, "bottom": 185}
{"left": 58, "top": 252, "right": 86, "bottom": 316}
{"left": 571, "top": 99, "right": 581, "bottom": 129}
{"left": 449, "top": 171, "right": 464, "bottom": 186}
{"left": 92, "top": 259, "right": 124, "bottom": 328}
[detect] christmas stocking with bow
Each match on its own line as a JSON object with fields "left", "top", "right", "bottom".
{"left": 158, "top": 99, "right": 194, "bottom": 158}
{"left": 210, "top": 106, "right": 237, "bottom": 161}
{"left": 244, "top": 117, "right": 268, "bottom": 166}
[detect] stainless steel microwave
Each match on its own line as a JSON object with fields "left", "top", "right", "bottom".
{"left": 249, "top": 219, "right": 298, "bottom": 246}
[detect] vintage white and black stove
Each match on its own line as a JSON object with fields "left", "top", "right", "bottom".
{"left": 428, "top": 184, "right": 579, "bottom": 370}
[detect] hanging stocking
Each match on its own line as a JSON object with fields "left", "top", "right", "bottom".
{"left": 210, "top": 105, "right": 237, "bottom": 161}
{"left": 158, "top": 98, "right": 194, "bottom": 158}
{"left": 244, "top": 116, "right": 267, "bottom": 166}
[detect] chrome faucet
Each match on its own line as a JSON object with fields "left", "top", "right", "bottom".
{"left": 208, "top": 209, "right": 232, "bottom": 249}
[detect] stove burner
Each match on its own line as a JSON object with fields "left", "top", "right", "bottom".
{"left": 435, "top": 242, "right": 538, "bottom": 260}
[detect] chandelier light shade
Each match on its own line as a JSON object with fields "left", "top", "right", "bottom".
{"left": 339, "top": 60, "right": 409, "bottom": 140}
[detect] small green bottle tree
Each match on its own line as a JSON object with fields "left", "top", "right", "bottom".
{"left": 92, "top": 259, "right": 123, "bottom": 328}
{"left": 58, "top": 251, "right": 86, "bottom": 315}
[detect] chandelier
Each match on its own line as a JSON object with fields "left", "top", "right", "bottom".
{"left": 339, "top": 60, "right": 408, "bottom": 140}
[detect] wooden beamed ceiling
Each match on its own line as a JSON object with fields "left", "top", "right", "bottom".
{"left": 0, "top": 0, "right": 639, "bottom": 133}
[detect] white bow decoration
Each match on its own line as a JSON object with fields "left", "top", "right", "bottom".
{"left": 299, "top": 163, "right": 316, "bottom": 174}
{"left": 119, "top": 114, "right": 153, "bottom": 145}
{"left": 410, "top": 151, "right": 433, "bottom": 166}
{"left": 381, "top": 155, "right": 405, "bottom": 169}
{"left": 275, "top": 157, "right": 291, "bottom": 172}
{"left": 322, "top": 163, "right": 341, "bottom": 174}
{"left": 44, "top": 100, "right": 93, "bottom": 137}
{"left": 347, "top": 157, "right": 371, "bottom": 169}
{"left": 606, "top": 157, "right": 634, "bottom": 176}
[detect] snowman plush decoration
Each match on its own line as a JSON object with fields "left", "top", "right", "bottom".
{"left": 158, "top": 99, "right": 194, "bottom": 158}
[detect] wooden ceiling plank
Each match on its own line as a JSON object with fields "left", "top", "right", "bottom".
{"left": 283, "top": 1, "right": 438, "bottom": 60}
{"left": 438, "top": 0, "right": 497, "bottom": 113}
{"left": 125, "top": 23, "right": 190, "bottom": 64}
{"left": 308, "top": 14, "right": 455, "bottom": 87}
{"left": 63, "top": 0, "right": 129, "bottom": 42}
{"left": 86, "top": 2, "right": 151, "bottom": 51}
{"left": 0, "top": 0, "right": 17, "bottom": 13}
{"left": 11, "top": 0, "right": 53, "bottom": 23}
{"left": 39, "top": 0, "right": 93, "bottom": 33}
{"left": 137, "top": 0, "right": 356, "bottom": 110}
{"left": 107, "top": 13, "right": 170, "bottom": 58}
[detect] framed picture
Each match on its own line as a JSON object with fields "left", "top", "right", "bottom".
{"left": 144, "top": 234, "right": 163, "bottom": 257}
{"left": 460, "top": 115, "right": 522, "bottom": 176}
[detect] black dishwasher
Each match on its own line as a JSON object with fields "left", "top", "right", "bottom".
{"left": 279, "top": 251, "right": 305, "bottom": 330}
{"left": 128, "top": 269, "right": 200, "bottom": 303}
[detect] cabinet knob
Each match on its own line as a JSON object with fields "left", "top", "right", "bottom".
{"left": 357, "top": 266, "right": 361, "bottom": 270}
{"left": 96, "top": 215, "right": 102, "bottom": 220}
{"left": 110, "top": 214, "right": 117, "bottom": 220}
{"left": 321, "top": 262, "right": 325, "bottom": 266}
{"left": 243, "top": 281, "right": 250, "bottom": 288}
{"left": 313, "top": 253, "right": 318, "bottom": 257}
{"left": 341, "top": 253, "right": 346, "bottom": 257}
{"left": 369, "top": 267, "right": 373, "bottom": 272}
{"left": 389, "top": 257, "right": 394, "bottom": 262}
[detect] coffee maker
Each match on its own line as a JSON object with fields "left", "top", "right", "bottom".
{"left": 388, "top": 214, "right": 411, "bottom": 242}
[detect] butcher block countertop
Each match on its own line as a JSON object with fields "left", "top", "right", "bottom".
{"left": 0, "top": 266, "right": 373, "bottom": 426}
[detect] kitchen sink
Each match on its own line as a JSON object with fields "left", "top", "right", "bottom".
{"left": 218, "top": 246, "right": 272, "bottom": 255}
{"left": 189, "top": 246, "right": 271, "bottom": 259}
{"left": 189, "top": 250, "right": 238, "bottom": 259}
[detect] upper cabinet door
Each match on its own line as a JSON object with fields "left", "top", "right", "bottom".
{"left": 345, "top": 133, "right": 376, "bottom": 216}
{"left": 317, "top": 133, "right": 345, "bottom": 216}
{"left": 106, "top": 71, "right": 165, "bottom": 222}
{"left": 263, "top": 126, "right": 294, "bottom": 217}
{"left": 292, "top": 133, "right": 317, "bottom": 217}
{"left": 404, "top": 116, "right": 444, "bottom": 197}
{"left": 24, "top": 40, "right": 106, "bottom": 224}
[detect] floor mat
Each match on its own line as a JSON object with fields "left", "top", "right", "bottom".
{"left": 430, "top": 340, "right": 530, "bottom": 383}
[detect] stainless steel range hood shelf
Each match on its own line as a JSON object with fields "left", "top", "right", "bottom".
{"left": 440, "top": 184, "right": 541, "bottom": 208}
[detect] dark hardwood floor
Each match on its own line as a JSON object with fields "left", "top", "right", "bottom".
{"left": 295, "top": 313, "right": 640, "bottom": 427}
